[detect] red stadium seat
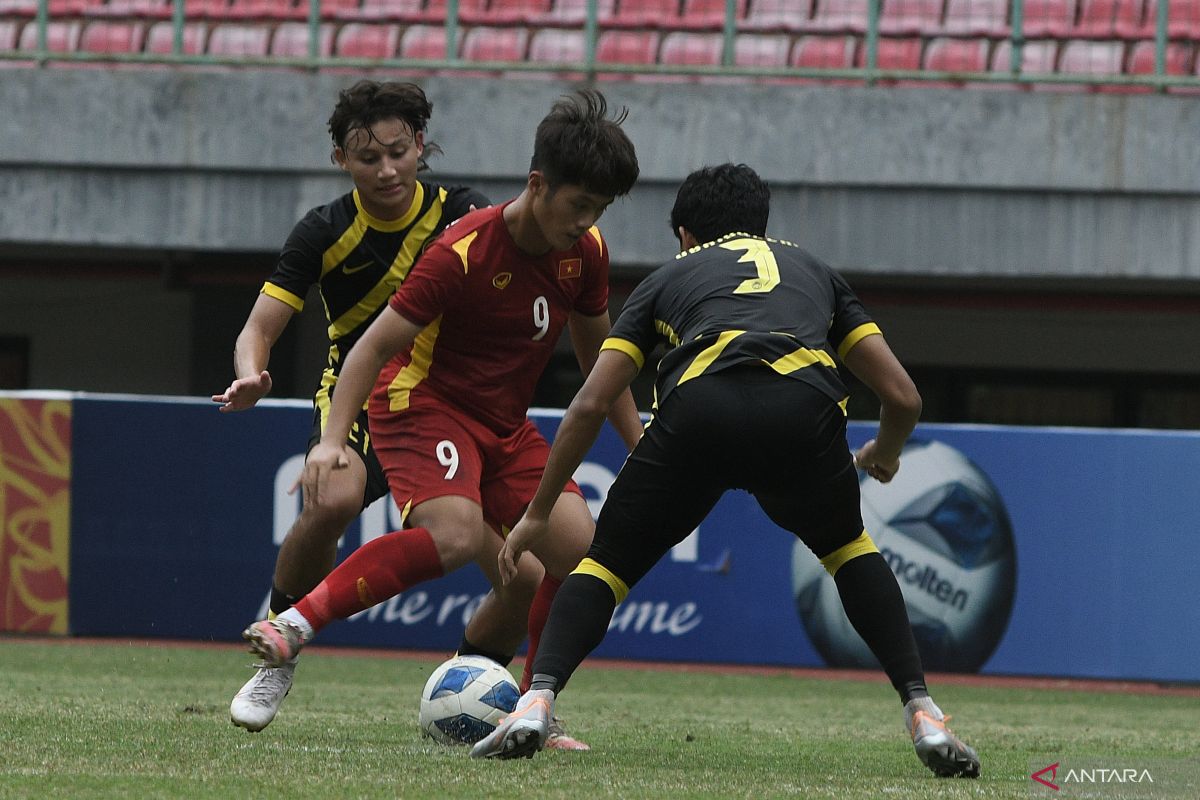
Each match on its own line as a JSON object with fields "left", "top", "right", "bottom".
{"left": 270, "top": 20, "right": 334, "bottom": 55}
{"left": 423, "top": 0, "right": 490, "bottom": 23}
{"left": 942, "top": 0, "right": 1009, "bottom": 36}
{"left": 991, "top": 38, "right": 1057, "bottom": 74}
{"left": 527, "top": 25, "right": 585, "bottom": 61}
{"left": 659, "top": 30, "right": 722, "bottom": 64}
{"left": 790, "top": 33, "right": 856, "bottom": 67}
{"left": 1126, "top": 39, "right": 1191, "bottom": 75}
{"left": 527, "top": 0, "right": 617, "bottom": 25}
{"left": 806, "top": 0, "right": 870, "bottom": 33}
{"left": 185, "top": 0, "right": 233, "bottom": 19}
{"left": 0, "top": 19, "right": 22, "bottom": 50}
{"left": 0, "top": 0, "right": 36, "bottom": 20}
{"left": 1112, "top": 0, "right": 1149, "bottom": 36}
{"left": 610, "top": 0, "right": 683, "bottom": 28}
{"left": 84, "top": 0, "right": 173, "bottom": 19}
{"left": 1057, "top": 39, "right": 1124, "bottom": 79}
{"left": 145, "top": 20, "right": 208, "bottom": 53}
{"left": 17, "top": 20, "right": 83, "bottom": 51}
{"left": 226, "top": 0, "right": 304, "bottom": 20}
{"left": 858, "top": 35, "right": 923, "bottom": 68}
{"left": 1075, "top": 0, "right": 1143, "bottom": 35}
{"left": 879, "top": 0, "right": 944, "bottom": 36}
{"left": 734, "top": 32, "right": 791, "bottom": 66}
{"left": 679, "top": 0, "right": 749, "bottom": 30}
{"left": 206, "top": 23, "right": 271, "bottom": 55}
{"left": 478, "top": 0, "right": 553, "bottom": 24}
{"left": 342, "top": 0, "right": 424, "bottom": 21}
{"left": 399, "top": 23, "right": 452, "bottom": 58}
{"left": 1135, "top": 0, "right": 1200, "bottom": 37}
{"left": 48, "top": 0, "right": 99, "bottom": 13}
{"left": 1021, "top": 0, "right": 1077, "bottom": 36}
{"left": 79, "top": 20, "right": 146, "bottom": 52}
{"left": 460, "top": 25, "right": 529, "bottom": 61}
{"left": 334, "top": 21, "right": 400, "bottom": 56}
{"left": 595, "top": 29, "right": 660, "bottom": 63}
{"left": 923, "top": 35, "right": 988, "bottom": 72}
{"left": 742, "top": 0, "right": 814, "bottom": 32}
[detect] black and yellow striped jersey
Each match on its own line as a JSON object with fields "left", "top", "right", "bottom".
{"left": 261, "top": 180, "right": 489, "bottom": 396}
{"left": 602, "top": 232, "right": 880, "bottom": 409}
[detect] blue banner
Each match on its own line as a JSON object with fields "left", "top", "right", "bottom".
{"left": 67, "top": 395, "right": 1200, "bottom": 682}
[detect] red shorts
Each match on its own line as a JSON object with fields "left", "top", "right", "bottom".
{"left": 368, "top": 399, "right": 581, "bottom": 531}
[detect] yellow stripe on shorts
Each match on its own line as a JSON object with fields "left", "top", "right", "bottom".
{"left": 819, "top": 530, "right": 879, "bottom": 576}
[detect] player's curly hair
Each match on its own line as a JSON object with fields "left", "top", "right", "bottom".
{"left": 531, "top": 89, "right": 639, "bottom": 198}
{"left": 670, "top": 163, "right": 770, "bottom": 245}
{"left": 327, "top": 80, "right": 443, "bottom": 170}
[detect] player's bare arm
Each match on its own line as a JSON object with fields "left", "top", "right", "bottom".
{"left": 499, "top": 349, "right": 639, "bottom": 585}
{"left": 567, "top": 310, "right": 643, "bottom": 452}
{"left": 211, "top": 294, "right": 294, "bottom": 412}
{"left": 302, "top": 307, "right": 424, "bottom": 508}
{"left": 841, "top": 333, "right": 922, "bottom": 483}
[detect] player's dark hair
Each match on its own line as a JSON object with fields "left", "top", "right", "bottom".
{"left": 328, "top": 80, "right": 443, "bottom": 170}
{"left": 530, "top": 89, "right": 639, "bottom": 198}
{"left": 670, "top": 163, "right": 770, "bottom": 245}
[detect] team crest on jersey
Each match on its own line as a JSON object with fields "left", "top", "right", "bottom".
{"left": 558, "top": 259, "right": 582, "bottom": 280}
{"left": 493, "top": 272, "right": 513, "bottom": 289}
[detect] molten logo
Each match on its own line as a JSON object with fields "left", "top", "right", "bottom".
{"left": 1031, "top": 762, "right": 1060, "bottom": 790}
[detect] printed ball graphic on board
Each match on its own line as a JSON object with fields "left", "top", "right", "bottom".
{"left": 792, "top": 440, "right": 1016, "bottom": 672}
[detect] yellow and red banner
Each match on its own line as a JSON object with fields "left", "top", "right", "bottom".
{"left": 0, "top": 398, "right": 70, "bottom": 634}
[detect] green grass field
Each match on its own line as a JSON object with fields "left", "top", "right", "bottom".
{"left": 1, "top": 637, "right": 1196, "bottom": 800}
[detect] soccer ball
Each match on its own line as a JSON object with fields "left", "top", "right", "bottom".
{"left": 792, "top": 439, "right": 1017, "bottom": 672}
{"left": 418, "top": 655, "right": 520, "bottom": 745}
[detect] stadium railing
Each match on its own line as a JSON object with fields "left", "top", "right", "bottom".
{"left": 1, "top": 0, "right": 1198, "bottom": 91}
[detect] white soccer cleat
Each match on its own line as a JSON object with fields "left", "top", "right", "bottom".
{"left": 230, "top": 659, "right": 296, "bottom": 732}
{"left": 469, "top": 689, "right": 554, "bottom": 760}
{"left": 905, "top": 697, "right": 981, "bottom": 778}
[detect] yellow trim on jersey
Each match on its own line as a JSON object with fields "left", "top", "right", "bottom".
{"left": 677, "top": 330, "right": 746, "bottom": 386}
{"left": 321, "top": 214, "right": 370, "bottom": 278}
{"left": 766, "top": 346, "right": 836, "bottom": 375}
{"left": 387, "top": 316, "right": 442, "bottom": 412}
{"left": 587, "top": 226, "right": 604, "bottom": 257}
{"left": 836, "top": 322, "right": 883, "bottom": 360}
{"left": 819, "top": 530, "right": 879, "bottom": 577}
{"left": 654, "top": 319, "right": 681, "bottom": 347}
{"left": 261, "top": 281, "right": 305, "bottom": 312}
{"left": 352, "top": 183, "right": 426, "bottom": 232}
{"left": 837, "top": 396, "right": 849, "bottom": 415}
{"left": 452, "top": 230, "right": 477, "bottom": 274}
{"left": 572, "top": 557, "right": 629, "bottom": 604}
{"left": 600, "top": 337, "right": 645, "bottom": 371}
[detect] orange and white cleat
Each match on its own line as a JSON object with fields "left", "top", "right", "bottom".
{"left": 906, "top": 698, "right": 981, "bottom": 778}
{"left": 470, "top": 689, "right": 554, "bottom": 760}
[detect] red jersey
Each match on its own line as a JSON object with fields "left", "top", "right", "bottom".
{"left": 374, "top": 202, "right": 610, "bottom": 435}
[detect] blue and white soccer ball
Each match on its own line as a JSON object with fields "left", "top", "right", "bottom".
{"left": 418, "top": 655, "right": 520, "bottom": 745}
{"left": 792, "top": 439, "right": 1017, "bottom": 672}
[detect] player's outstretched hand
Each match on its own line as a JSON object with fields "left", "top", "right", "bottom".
{"left": 211, "top": 370, "right": 272, "bottom": 412}
{"left": 854, "top": 439, "right": 901, "bottom": 484}
{"left": 499, "top": 515, "right": 551, "bottom": 586}
{"left": 301, "top": 441, "right": 351, "bottom": 509}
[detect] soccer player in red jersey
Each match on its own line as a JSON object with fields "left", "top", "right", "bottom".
{"left": 240, "top": 90, "right": 643, "bottom": 750}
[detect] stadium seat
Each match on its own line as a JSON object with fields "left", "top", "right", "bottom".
{"left": 422, "top": 0, "right": 491, "bottom": 23}
{"left": 226, "top": 0, "right": 306, "bottom": 19}
{"left": 334, "top": 21, "right": 400, "bottom": 56}
{"left": 609, "top": 0, "right": 683, "bottom": 28}
{"left": 526, "top": 0, "right": 617, "bottom": 25}
{"left": 399, "top": 23, "right": 453, "bottom": 58}
{"left": 595, "top": 29, "right": 659, "bottom": 63}
{"left": 79, "top": 20, "right": 146, "bottom": 52}
{"left": 1126, "top": 39, "right": 1191, "bottom": 75}
{"left": 1021, "top": 0, "right": 1077, "bottom": 36}
{"left": 145, "top": 20, "right": 208, "bottom": 53}
{"left": 879, "top": 0, "right": 944, "bottom": 36}
{"left": 858, "top": 35, "right": 922, "bottom": 68}
{"left": 460, "top": 25, "right": 529, "bottom": 62}
{"left": 1074, "top": 0, "right": 1142, "bottom": 35}
{"left": 17, "top": 20, "right": 83, "bottom": 51}
{"left": 942, "top": 0, "right": 1009, "bottom": 36}
{"left": 1112, "top": 0, "right": 1150, "bottom": 36}
{"left": 0, "top": 0, "right": 36, "bottom": 20}
{"left": 923, "top": 35, "right": 988, "bottom": 72}
{"left": 527, "top": 25, "right": 584, "bottom": 61}
{"left": 206, "top": 23, "right": 271, "bottom": 55}
{"left": 734, "top": 32, "right": 791, "bottom": 66}
{"left": 269, "top": 20, "right": 334, "bottom": 55}
{"left": 790, "top": 33, "right": 856, "bottom": 67}
{"left": 741, "top": 0, "right": 814, "bottom": 31}
{"left": 48, "top": 0, "right": 100, "bottom": 13}
{"left": 185, "top": 0, "right": 234, "bottom": 19}
{"left": 678, "top": 0, "right": 749, "bottom": 29}
{"left": 341, "top": 0, "right": 424, "bottom": 21}
{"left": 990, "top": 38, "right": 1057, "bottom": 74}
{"left": 476, "top": 0, "right": 554, "bottom": 24}
{"left": 805, "top": 0, "right": 870, "bottom": 33}
{"left": 659, "top": 30, "right": 722, "bottom": 64}
{"left": 0, "top": 19, "right": 21, "bottom": 50}
{"left": 84, "top": 0, "right": 173, "bottom": 19}
{"left": 1136, "top": 0, "right": 1200, "bottom": 38}
{"left": 1057, "top": 39, "right": 1124, "bottom": 81}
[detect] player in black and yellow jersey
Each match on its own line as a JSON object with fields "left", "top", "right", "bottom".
{"left": 213, "top": 80, "right": 545, "bottom": 734}
{"left": 472, "top": 164, "right": 981, "bottom": 778}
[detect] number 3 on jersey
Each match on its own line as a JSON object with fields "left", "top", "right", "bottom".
{"left": 436, "top": 440, "right": 459, "bottom": 479}
{"left": 724, "top": 238, "right": 780, "bottom": 294}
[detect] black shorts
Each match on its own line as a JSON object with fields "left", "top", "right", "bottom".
{"left": 588, "top": 365, "right": 863, "bottom": 588}
{"left": 306, "top": 399, "right": 390, "bottom": 511}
